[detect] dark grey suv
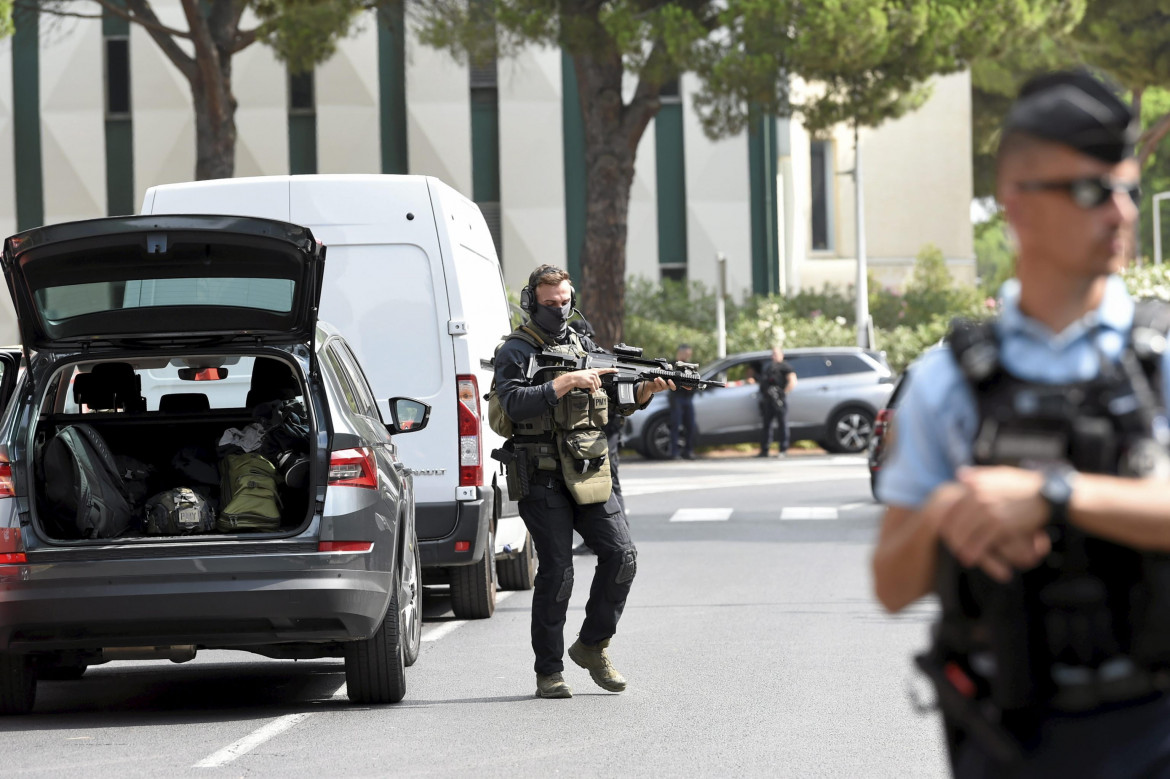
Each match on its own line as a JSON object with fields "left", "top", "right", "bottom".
{"left": 0, "top": 215, "right": 429, "bottom": 713}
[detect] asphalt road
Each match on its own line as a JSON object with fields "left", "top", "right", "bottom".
{"left": 0, "top": 453, "right": 948, "bottom": 778}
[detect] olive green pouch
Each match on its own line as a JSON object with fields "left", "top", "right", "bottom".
{"left": 557, "top": 429, "right": 612, "bottom": 505}
{"left": 555, "top": 388, "right": 609, "bottom": 431}
{"left": 217, "top": 453, "right": 281, "bottom": 532}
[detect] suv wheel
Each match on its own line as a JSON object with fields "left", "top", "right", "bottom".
{"left": 498, "top": 530, "right": 536, "bottom": 591}
{"left": 0, "top": 654, "right": 36, "bottom": 714}
{"left": 401, "top": 542, "right": 422, "bottom": 668}
{"left": 643, "top": 413, "right": 675, "bottom": 460}
{"left": 450, "top": 525, "right": 497, "bottom": 619}
{"left": 345, "top": 587, "right": 406, "bottom": 704}
{"left": 825, "top": 407, "right": 874, "bottom": 454}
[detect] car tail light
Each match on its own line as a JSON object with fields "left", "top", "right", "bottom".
{"left": 0, "top": 527, "right": 26, "bottom": 564}
{"left": 318, "top": 541, "right": 374, "bottom": 553}
{"left": 457, "top": 375, "right": 482, "bottom": 488}
{"left": 0, "top": 458, "right": 13, "bottom": 499}
{"left": 328, "top": 448, "right": 378, "bottom": 489}
{"left": 873, "top": 408, "right": 892, "bottom": 438}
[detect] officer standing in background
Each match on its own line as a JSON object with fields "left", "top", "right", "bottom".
{"left": 669, "top": 343, "right": 698, "bottom": 460}
{"left": 873, "top": 70, "right": 1170, "bottom": 776}
{"left": 758, "top": 346, "right": 796, "bottom": 457}
{"left": 493, "top": 264, "right": 673, "bottom": 699}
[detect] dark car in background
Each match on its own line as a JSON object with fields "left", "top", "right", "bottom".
{"left": 868, "top": 370, "right": 911, "bottom": 498}
{"left": 0, "top": 215, "right": 429, "bottom": 713}
{"left": 624, "top": 347, "right": 896, "bottom": 458}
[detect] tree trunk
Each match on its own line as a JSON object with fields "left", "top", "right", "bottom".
{"left": 192, "top": 73, "right": 237, "bottom": 180}
{"left": 571, "top": 50, "right": 661, "bottom": 350}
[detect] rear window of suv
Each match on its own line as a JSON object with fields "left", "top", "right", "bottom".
{"left": 36, "top": 278, "right": 294, "bottom": 323}
{"left": 787, "top": 354, "right": 872, "bottom": 378}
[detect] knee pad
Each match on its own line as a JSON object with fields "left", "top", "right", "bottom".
{"left": 614, "top": 547, "right": 637, "bottom": 586}
{"left": 555, "top": 567, "right": 574, "bottom": 602}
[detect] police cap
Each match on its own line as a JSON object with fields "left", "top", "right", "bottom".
{"left": 1003, "top": 70, "right": 1138, "bottom": 163}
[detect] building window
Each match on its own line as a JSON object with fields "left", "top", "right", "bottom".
{"left": 810, "top": 139, "right": 834, "bottom": 252}
{"left": 660, "top": 264, "right": 686, "bottom": 283}
{"left": 656, "top": 78, "right": 688, "bottom": 276}
{"left": 471, "top": 56, "right": 501, "bottom": 257}
{"left": 288, "top": 70, "right": 317, "bottom": 175}
{"left": 104, "top": 38, "right": 130, "bottom": 117}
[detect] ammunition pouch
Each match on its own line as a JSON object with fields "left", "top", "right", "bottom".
{"left": 557, "top": 428, "right": 611, "bottom": 505}
{"left": 555, "top": 387, "right": 609, "bottom": 431}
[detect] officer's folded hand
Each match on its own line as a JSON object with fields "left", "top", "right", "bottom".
{"left": 938, "top": 466, "right": 1052, "bottom": 582}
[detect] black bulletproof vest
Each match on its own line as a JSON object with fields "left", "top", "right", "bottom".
{"left": 937, "top": 303, "right": 1170, "bottom": 714}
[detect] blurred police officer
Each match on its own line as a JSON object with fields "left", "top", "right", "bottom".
{"left": 758, "top": 346, "right": 797, "bottom": 457}
{"left": 493, "top": 265, "right": 672, "bottom": 699}
{"left": 873, "top": 70, "right": 1170, "bottom": 776}
{"left": 669, "top": 343, "right": 698, "bottom": 459}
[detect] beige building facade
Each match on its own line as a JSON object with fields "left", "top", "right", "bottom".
{"left": 4, "top": 3, "right": 974, "bottom": 320}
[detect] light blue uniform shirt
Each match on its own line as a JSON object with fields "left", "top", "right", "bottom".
{"left": 877, "top": 275, "right": 1170, "bottom": 510}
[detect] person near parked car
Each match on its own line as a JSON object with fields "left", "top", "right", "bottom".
{"left": 758, "top": 346, "right": 797, "bottom": 457}
{"left": 668, "top": 343, "right": 698, "bottom": 460}
{"left": 872, "top": 70, "right": 1170, "bottom": 776}
{"left": 492, "top": 264, "right": 673, "bottom": 699}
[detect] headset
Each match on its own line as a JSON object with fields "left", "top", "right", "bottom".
{"left": 520, "top": 264, "right": 578, "bottom": 315}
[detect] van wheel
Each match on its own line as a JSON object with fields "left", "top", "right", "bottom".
{"left": 498, "top": 531, "right": 536, "bottom": 591}
{"left": 345, "top": 588, "right": 406, "bottom": 705}
{"left": 401, "top": 542, "right": 422, "bottom": 668}
{"left": 0, "top": 654, "right": 36, "bottom": 714}
{"left": 450, "top": 525, "right": 497, "bottom": 619}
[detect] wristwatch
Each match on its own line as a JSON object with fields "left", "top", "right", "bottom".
{"left": 1040, "top": 465, "right": 1077, "bottom": 528}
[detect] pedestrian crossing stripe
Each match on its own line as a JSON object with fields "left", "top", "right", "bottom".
{"left": 669, "top": 508, "right": 733, "bottom": 522}
{"left": 780, "top": 507, "right": 838, "bottom": 520}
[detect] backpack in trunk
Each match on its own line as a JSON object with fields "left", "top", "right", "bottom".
{"left": 217, "top": 453, "right": 281, "bottom": 532}
{"left": 42, "top": 424, "right": 135, "bottom": 539}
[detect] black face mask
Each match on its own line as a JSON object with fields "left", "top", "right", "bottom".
{"left": 532, "top": 302, "right": 571, "bottom": 338}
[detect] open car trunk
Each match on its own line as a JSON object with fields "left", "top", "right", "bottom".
{"left": 30, "top": 353, "right": 318, "bottom": 543}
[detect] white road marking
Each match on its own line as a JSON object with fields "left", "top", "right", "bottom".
{"left": 422, "top": 590, "right": 515, "bottom": 642}
{"left": 839, "top": 501, "right": 871, "bottom": 512}
{"left": 193, "top": 713, "right": 313, "bottom": 768}
{"left": 669, "top": 508, "right": 733, "bottom": 522}
{"left": 780, "top": 507, "right": 839, "bottom": 520}
{"left": 622, "top": 473, "right": 847, "bottom": 497}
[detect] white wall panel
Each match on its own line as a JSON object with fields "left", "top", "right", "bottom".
{"left": 498, "top": 45, "right": 565, "bottom": 289}
{"left": 317, "top": 14, "right": 379, "bottom": 174}
{"left": 40, "top": 8, "right": 105, "bottom": 224}
{"left": 232, "top": 10, "right": 288, "bottom": 178}
{"left": 405, "top": 13, "right": 471, "bottom": 197}
{"left": 131, "top": 1, "right": 195, "bottom": 205}
{"left": 681, "top": 74, "right": 753, "bottom": 298}
{"left": 0, "top": 37, "right": 16, "bottom": 236}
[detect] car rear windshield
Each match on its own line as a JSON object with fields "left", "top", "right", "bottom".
{"left": 35, "top": 278, "right": 294, "bottom": 324}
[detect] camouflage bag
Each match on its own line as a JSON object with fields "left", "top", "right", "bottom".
{"left": 144, "top": 486, "right": 215, "bottom": 535}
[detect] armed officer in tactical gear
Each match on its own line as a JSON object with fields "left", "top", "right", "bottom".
{"left": 873, "top": 70, "right": 1170, "bottom": 777}
{"left": 493, "top": 264, "right": 674, "bottom": 699}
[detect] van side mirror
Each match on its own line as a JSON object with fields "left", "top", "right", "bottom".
{"left": 387, "top": 397, "right": 430, "bottom": 434}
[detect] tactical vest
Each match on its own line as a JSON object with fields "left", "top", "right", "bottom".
{"left": 933, "top": 301, "right": 1170, "bottom": 728}
{"left": 487, "top": 323, "right": 612, "bottom": 504}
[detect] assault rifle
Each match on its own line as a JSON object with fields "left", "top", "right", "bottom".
{"left": 521, "top": 343, "right": 724, "bottom": 405}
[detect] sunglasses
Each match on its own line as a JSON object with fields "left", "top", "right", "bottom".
{"left": 1017, "top": 176, "right": 1141, "bottom": 209}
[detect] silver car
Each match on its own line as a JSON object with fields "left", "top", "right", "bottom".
{"left": 625, "top": 347, "right": 896, "bottom": 458}
{"left": 0, "top": 214, "right": 429, "bottom": 713}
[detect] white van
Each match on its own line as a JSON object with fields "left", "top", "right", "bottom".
{"left": 141, "top": 175, "right": 533, "bottom": 619}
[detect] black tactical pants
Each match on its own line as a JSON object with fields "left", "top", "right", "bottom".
{"left": 518, "top": 474, "right": 637, "bottom": 676}
{"left": 950, "top": 693, "right": 1170, "bottom": 777}
{"left": 760, "top": 398, "right": 789, "bottom": 454}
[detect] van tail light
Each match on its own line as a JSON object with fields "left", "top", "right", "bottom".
{"left": 0, "top": 458, "right": 13, "bottom": 499}
{"left": 0, "top": 528, "right": 26, "bottom": 564}
{"left": 328, "top": 448, "right": 378, "bottom": 489}
{"left": 457, "top": 375, "right": 482, "bottom": 488}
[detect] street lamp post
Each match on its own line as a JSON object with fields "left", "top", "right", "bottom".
{"left": 1154, "top": 191, "right": 1170, "bottom": 266}
{"left": 852, "top": 124, "right": 872, "bottom": 348}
